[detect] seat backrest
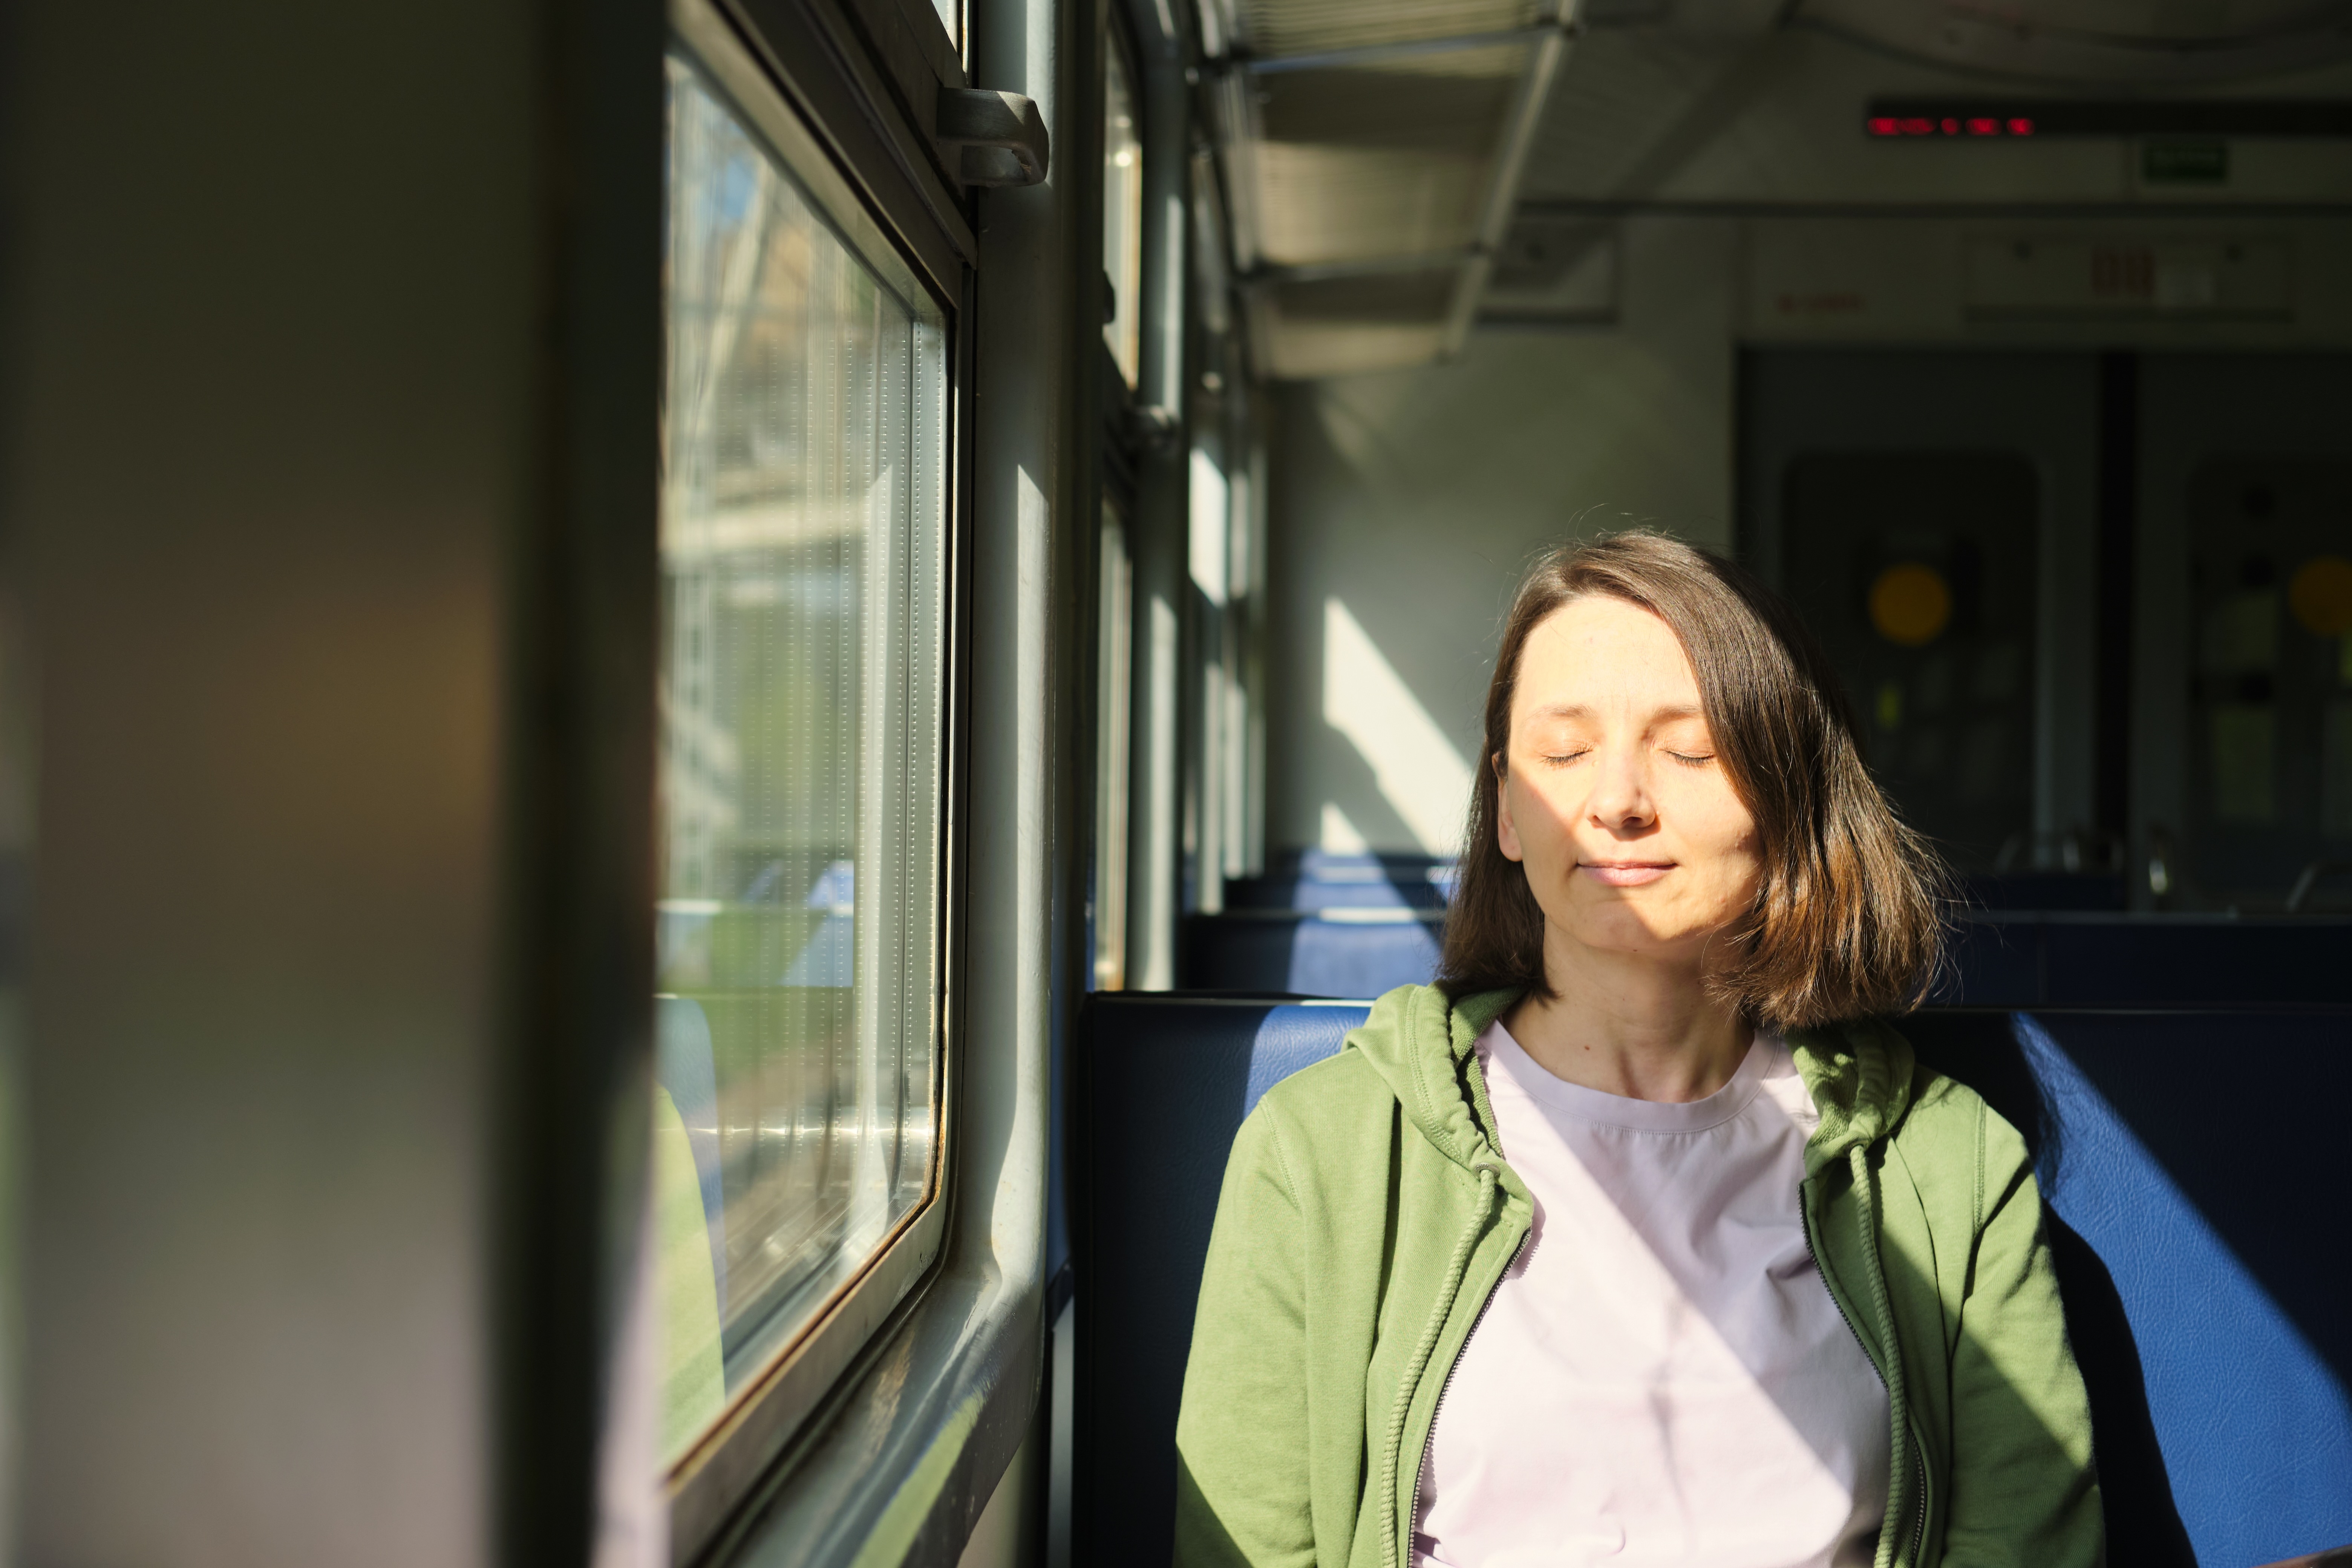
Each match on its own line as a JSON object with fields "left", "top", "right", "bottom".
{"left": 1073, "top": 995, "right": 1364, "bottom": 1563}
{"left": 1224, "top": 853, "right": 1453, "bottom": 911}
{"left": 1076, "top": 996, "right": 2352, "bottom": 1568}
{"left": 1906, "top": 1009, "right": 2350, "bottom": 1568}
{"left": 1181, "top": 911, "right": 1441, "bottom": 995}
{"left": 1181, "top": 910, "right": 2352, "bottom": 1005}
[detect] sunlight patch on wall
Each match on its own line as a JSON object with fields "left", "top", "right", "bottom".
{"left": 1322, "top": 597, "right": 1471, "bottom": 855}
{"left": 1318, "top": 801, "right": 1370, "bottom": 852}
{"left": 1190, "top": 449, "right": 1228, "bottom": 606}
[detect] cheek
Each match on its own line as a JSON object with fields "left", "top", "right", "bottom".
{"left": 1678, "top": 779, "right": 1762, "bottom": 885}
{"left": 1505, "top": 770, "right": 1572, "bottom": 847}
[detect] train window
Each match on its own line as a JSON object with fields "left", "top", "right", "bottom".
{"left": 2186, "top": 457, "right": 2352, "bottom": 896}
{"left": 1103, "top": 37, "right": 1144, "bottom": 387}
{"left": 652, "top": 42, "right": 949, "bottom": 1475}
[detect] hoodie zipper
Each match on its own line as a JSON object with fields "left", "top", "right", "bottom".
{"left": 1396, "top": 1043, "right": 1519, "bottom": 1568}
{"left": 1907, "top": 1447, "right": 1927, "bottom": 1564}
{"left": 1801, "top": 1183, "right": 1925, "bottom": 1567}
{"left": 1400, "top": 1221, "right": 1527, "bottom": 1568}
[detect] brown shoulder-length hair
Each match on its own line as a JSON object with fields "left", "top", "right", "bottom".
{"left": 1437, "top": 530, "right": 1949, "bottom": 1031}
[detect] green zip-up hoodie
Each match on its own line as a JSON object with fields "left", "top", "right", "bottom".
{"left": 1173, "top": 983, "right": 2102, "bottom": 1568}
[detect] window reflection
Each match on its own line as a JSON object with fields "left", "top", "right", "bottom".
{"left": 654, "top": 56, "right": 948, "bottom": 1466}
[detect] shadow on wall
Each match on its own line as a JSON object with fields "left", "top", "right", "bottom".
{"left": 1320, "top": 596, "right": 1472, "bottom": 856}
{"left": 1313, "top": 686, "right": 1427, "bottom": 860}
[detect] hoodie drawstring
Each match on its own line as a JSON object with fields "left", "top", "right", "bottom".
{"left": 1850, "top": 1144, "right": 1910, "bottom": 1568}
{"left": 1381, "top": 1164, "right": 1495, "bottom": 1568}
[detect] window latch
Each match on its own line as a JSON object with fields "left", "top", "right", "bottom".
{"left": 936, "top": 88, "right": 1050, "bottom": 188}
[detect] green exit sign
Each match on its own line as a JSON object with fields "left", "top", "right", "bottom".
{"left": 2144, "top": 140, "right": 2230, "bottom": 183}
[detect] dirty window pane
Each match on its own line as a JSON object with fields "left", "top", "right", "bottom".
{"left": 653, "top": 56, "right": 948, "bottom": 1466}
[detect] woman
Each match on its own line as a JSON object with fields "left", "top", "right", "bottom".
{"left": 1173, "top": 533, "right": 2100, "bottom": 1568}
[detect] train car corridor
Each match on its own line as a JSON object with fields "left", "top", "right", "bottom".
{"left": 0, "top": 2, "right": 2347, "bottom": 1567}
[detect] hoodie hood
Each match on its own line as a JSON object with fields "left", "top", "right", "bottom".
{"left": 1786, "top": 1015, "right": 1918, "bottom": 1176}
{"left": 1340, "top": 984, "right": 1516, "bottom": 1173}
{"left": 1341, "top": 983, "right": 1917, "bottom": 1179}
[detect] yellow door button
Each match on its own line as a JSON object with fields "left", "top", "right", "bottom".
{"left": 2288, "top": 554, "right": 2352, "bottom": 637}
{"left": 1869, "top": 562, "right": 1953, "bottom": 647}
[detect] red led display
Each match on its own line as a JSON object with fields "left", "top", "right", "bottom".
{"left": 1855, "top": 92, "right": 2352, "bottom": 139}
{"left": 1866, "top": 114, "right": 2035, "bottom": 138}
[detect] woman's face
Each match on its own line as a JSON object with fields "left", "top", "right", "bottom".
{"left": 1498, "top": 595, "right": 1762, "bottom": 967}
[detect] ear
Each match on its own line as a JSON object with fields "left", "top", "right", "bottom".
{"left": 1494, "top": 755, "right": 1524, "bottom": 863}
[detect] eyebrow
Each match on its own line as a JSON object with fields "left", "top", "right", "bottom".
{"left": 1525, "top": 702, "right": 1704, "bottom": 723}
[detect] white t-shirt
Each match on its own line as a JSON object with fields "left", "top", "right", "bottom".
{"left": 1412, "top": 1020, "right": 1889, "bottom": 1568}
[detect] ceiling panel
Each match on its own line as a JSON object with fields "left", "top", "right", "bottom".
{"left": 1254, "top": 268, "right": 1457, "bottom": 377}
{"left": 1233, "top": 0, "right": 1541, "bottom": 58}
{"left": 1246, "top": 47, "right": 1528, "bottom": 266}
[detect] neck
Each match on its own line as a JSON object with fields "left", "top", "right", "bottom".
{"left": 1501, "top": 928, "right": 1752, "bottom": 1102}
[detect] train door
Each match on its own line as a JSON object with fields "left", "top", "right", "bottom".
{"left": 1746, "top": 348, "right": 2352, "bottom": 910}
{"left": 2135, "top": 353, "right": 2352, "bottom": 911}
{"left": 1741, "top": 350, "right": 2106, "bottom": 880}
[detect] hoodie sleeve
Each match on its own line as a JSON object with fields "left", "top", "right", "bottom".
{"left": 1941, "top": 1107, "right": 2104, "bottom": 1568}
{"left": 1174, "top": 1105, "right": 1318, "bottom": 1568}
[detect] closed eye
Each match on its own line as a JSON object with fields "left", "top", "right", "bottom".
{"left": 1664, "top": 750, "right": 1714, "bottom": 767}
{"left": 1539, "top": 749, "right": 1590, "bottom": 766}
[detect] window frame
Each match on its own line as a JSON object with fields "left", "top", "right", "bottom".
{"left": 659, "top": 0, "right": 971, "bottom": 1559}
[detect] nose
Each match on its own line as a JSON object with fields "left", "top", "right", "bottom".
{"left": 1585, "top": 742, "right": 1657, "bottom": 835}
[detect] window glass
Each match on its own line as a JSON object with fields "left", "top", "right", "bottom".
{"left": 654, "top": 56, "right": 948, "bottom": 1467}
{"left": 1103, "top": 44, "right": 1144, "bottom": 387}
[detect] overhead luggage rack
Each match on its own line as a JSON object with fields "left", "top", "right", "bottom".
{"left": 1199, "top": 0, "right": 1574, "bottom": 375}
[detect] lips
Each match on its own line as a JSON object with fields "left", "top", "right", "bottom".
{"left": 1579, "top": 861, "right": 1672, "bottom": 887}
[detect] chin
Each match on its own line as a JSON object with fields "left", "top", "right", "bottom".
{"left": 1562, "top": 908, "right": 1705, "bottom": 959}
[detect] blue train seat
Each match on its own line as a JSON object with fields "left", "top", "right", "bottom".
{"left": 1072, "top": 994, "right": 2352, "bottom": 1568}
{"left": 1224, "top": 849, "right": 1455, "bottom": 911}
{"left": 1180, "top": 911, "right": 2352, "bottom": 1007}
{"left": 1182, "top": 910, "right": 1443, "bottom": 996}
